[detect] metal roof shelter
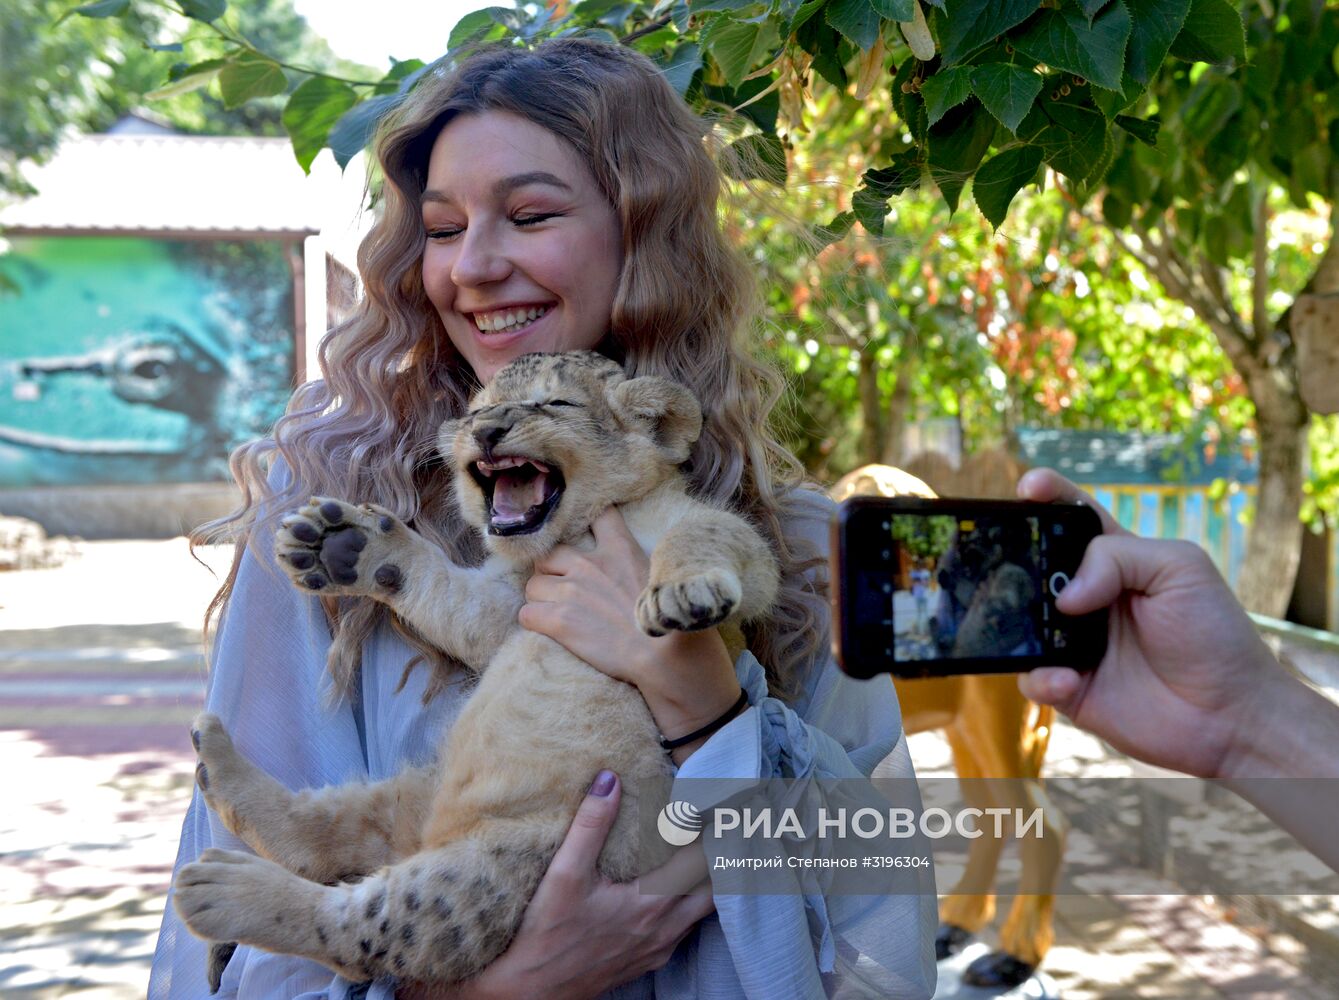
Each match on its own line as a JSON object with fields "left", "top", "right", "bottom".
{"left": 1, "top": 115, "right": 335, "bottom": 241}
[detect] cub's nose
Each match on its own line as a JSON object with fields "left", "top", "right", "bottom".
{"left": 474, "top": 422, "right": 509, "bottom": 451}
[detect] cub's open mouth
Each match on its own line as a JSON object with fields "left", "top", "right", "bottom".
{"left": 470, "top": 455, "right": 565, "bottom": 535}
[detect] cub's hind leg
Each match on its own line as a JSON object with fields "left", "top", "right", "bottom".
{"left": 191, "top": 713, "right": 434, "bottom": 883}
{"left": 175, "top": 834, "right": 548, "bottom": 985}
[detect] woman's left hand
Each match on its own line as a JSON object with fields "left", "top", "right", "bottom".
{"left": 518, "top": 507, "right": 743, "bottom": 758}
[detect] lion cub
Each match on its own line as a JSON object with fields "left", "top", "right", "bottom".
{"left": 173, "top": 351, "right": 779, "bottom": 987}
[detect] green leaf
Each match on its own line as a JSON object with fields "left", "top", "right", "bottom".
{"left": 690, "top": 0, "right": 758, "bottom": 12}
{"left": 864, "top": 152, "right": 923, "bottom": 195}
{"left": 657, "top": 42, "right": 702, "bottom": 96}
{"left": 1075, "top": 125, "right": 1117, "bottom": 195}
{"left": 921, "top": 67, "right": 973, "bottom": 125}
{"left": 166, "top": 57, "right": 230, "bottom": 83}
{"left": 825, "top": 0, "right": 880, "bottom": 50}
{"left": 813, "top": 210, "right": 856, "bottom": 250}
{"left": 1203, "top": 110, "right": 1250, "bottom": 181}
{"left": 1036, "top": 97, "right": 1110, "bottom": 182}
{"left": 1291, "top": 142, "right": 1329, "bottom": 199}
{"left": 928, "top": 101, "right": 997, "bottom": 212}
{"left": 282, "top": 77, "right": 358, "bottom": 174}
{"left": 1102, "top": 189, "right": 1133, "bottom": 227}
{"left": 372, "top": 59, "right": 428, "bottom": 97}
{"left": 1011, "top": 1, "right": 1132, "bottom": 92}
{"left": 940, "top": 0, "right": 1042, "bottom": 67}
{"left": 218, "top": 56, "right": 287, "bottom": 109}
{"left": 146, "top": 58, "right": 229, "bottom": 100}
{"left": 703, "top": 17, "right": 769, "bottom": 89}
{"left": 852, "top": 155, "right": 923, "bottom": 232}
{"left": 328, "top": 92, "right": 402, "bottom": 169}
{"left": 703, "top": 75, "right": 781, "bottom": 133}
{"left": 973, "top": 144, "right": 1043, "bottom": 228}
{"left": 1125, "top": 0, "right": 1191, "bottom": 85}
{"left": 853, "top": 185, "right": 891, "bottom": 234}
{"left": 447, "top": 6, "right": 503, "bottom": 48}
{"left": 724, "top": 132, "right": 788, "bottom": 185}
{"left": 179, "top": 0, "right": 226, "bottom": 22}
{"left": 870, "top": 0, "right": 916, "bottom": 19}
{"left": 788, "top": 0, "right": 826, "bottom": 33}
{"left": 1077, "top": 0, "right": 1110, "bottom": 16}
{"left": 1168, "top": 0, "right": 1244, "bottom": 64}
{"left": 1114, "top": 113, "right": 1159, "bottom": 145}
{"left": 970, "top": 63, "right": 1043, "bottom": 133}
{"left": 630, "top": 26, "right": 679, "bottom": 53}
{"left": 63, "top": 0, "right": 129, "bottom": 20}
{"left": 1180, "top": 74, "right": 1241, "bottom": 141}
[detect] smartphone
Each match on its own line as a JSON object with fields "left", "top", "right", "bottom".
{"left": 831, "top": 496, "right": 1107, "bottom": 680}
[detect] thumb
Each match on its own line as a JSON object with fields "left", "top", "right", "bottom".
{"left": 548, "top": 770, "right": 621, "bottom": 881}
{"left": 1018, "top": 667, "right": 1083, "bottom": 713}
{"left": 1056, "top": 534, "right": 1197, "bottom": 616}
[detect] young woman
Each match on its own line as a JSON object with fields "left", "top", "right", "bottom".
{"left": 151, "top": 38, "right": 935, "bottom": 999}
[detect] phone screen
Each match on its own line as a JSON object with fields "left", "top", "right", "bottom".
{"left": 833, "top": 498, "right": 1106, "bottom": 679}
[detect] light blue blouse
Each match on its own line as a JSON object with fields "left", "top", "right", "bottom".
{"left": 149, "top": 488, "right": 937, "bottom": 999}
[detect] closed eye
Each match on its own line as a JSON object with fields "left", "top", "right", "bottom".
{"left": 546, "top": 399, "right": 580, "bottom": 407}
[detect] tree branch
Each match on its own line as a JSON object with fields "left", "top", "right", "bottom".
{"left": 1252, "top": 188, "right": 1271, "bottom": 343}
{"left": 1094, "top": 210, "right": 1262, "bottom": 380}
{"left": 823, "top": 306, "right": 865, "bottom": 348}
{"left": 620, "top": 15, "right": 672, "bottom": 45}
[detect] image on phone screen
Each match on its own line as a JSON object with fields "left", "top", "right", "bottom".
{"left": 891, "top": 514, "right": 1045, "bottom": 662}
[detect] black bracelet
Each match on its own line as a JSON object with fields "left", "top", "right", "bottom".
{"left": 659, "top": 688, "right": 750, "bottom": 751}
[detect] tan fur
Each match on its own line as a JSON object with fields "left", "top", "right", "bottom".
{"left": 173, "top": 352, "right": 779, "bottom": 986}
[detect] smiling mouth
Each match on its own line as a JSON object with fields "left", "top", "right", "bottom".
{"left": 472, "top": 304, "right": 553, "bottom": 335}
{"left": 470, "top": 454, "right": 566, "bottom": 535}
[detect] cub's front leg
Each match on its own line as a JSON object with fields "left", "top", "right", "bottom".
{"left": 275, "top": 497, "right": 521, "bottom": 671}
{"left": 635, "top": 505, "right": 780, "bottom": 636}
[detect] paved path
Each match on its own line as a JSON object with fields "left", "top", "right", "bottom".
{"left": 1, "top": 542, "right": 224, "bottom": 999}
{"left": 2, "top": 541, "right": 1333, "bottom": 998}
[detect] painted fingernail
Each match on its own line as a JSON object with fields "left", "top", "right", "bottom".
{"left": 588, "top": 770, "right": 616, "bottom": 797}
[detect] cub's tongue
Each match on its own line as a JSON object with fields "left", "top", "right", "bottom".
{"left": 492, "top": 467, "right": 550, "bottom": 522}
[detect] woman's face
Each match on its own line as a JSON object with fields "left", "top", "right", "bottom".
{"left": 420, "top": 111, "right": 623, "bottom": 386}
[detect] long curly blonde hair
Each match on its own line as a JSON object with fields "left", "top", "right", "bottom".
{"left": 199, "top": 38, "right": 826, "bottom": 703}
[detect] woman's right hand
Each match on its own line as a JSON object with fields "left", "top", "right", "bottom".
{"left": 1015, "top": 468, "right": 1289, "bottom": 781}
{"left": 404, "top": 770, "right": 715, "bottom": 1000}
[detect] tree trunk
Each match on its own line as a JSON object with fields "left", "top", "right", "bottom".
{"left": 857, "top": 348, "right": 884, "bottom": 465}
{"left": 1234, "top": 371, "right": 1308, "bottom": 616}
{"left": 883, "top": 330, "right": 917, "bottom": 468}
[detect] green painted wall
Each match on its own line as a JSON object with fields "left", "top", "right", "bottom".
{"left": 0, "top": 236, "right": 295, "bottom": 486}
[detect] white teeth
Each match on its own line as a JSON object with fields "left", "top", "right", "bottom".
{"left": 476, "top": 456, "right": 550, "bottom": 474}
{"left": 473, "top": 305, "right": 549, "bottom": 333}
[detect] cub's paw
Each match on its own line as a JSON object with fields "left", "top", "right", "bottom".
{"left": 174, "top": 848, "right": 312, "bottom": 948}
{"left": 275, "top": 498, "right": 410, "bottom": 597}
{"left": 636, "top": 568, "right": 742, "bottom": 636}
{"left": 189, "top": 713, "right": 261, "bottom": 835}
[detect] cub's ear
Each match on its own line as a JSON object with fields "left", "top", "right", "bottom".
{"left": 608, "top": 376, "right": 703, "bottom": 462}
